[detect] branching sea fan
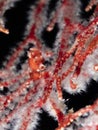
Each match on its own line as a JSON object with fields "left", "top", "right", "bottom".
{"left": 0, "top": 0, "right": 98, "bottom": 130}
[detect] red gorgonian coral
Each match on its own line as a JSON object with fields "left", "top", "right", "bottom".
{"left": 0, "top": 0, "right": 98, "bottom": 130}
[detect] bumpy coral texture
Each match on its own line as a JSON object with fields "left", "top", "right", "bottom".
{"left": 0, "top": 0, "right": 98, "bottom": 130}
